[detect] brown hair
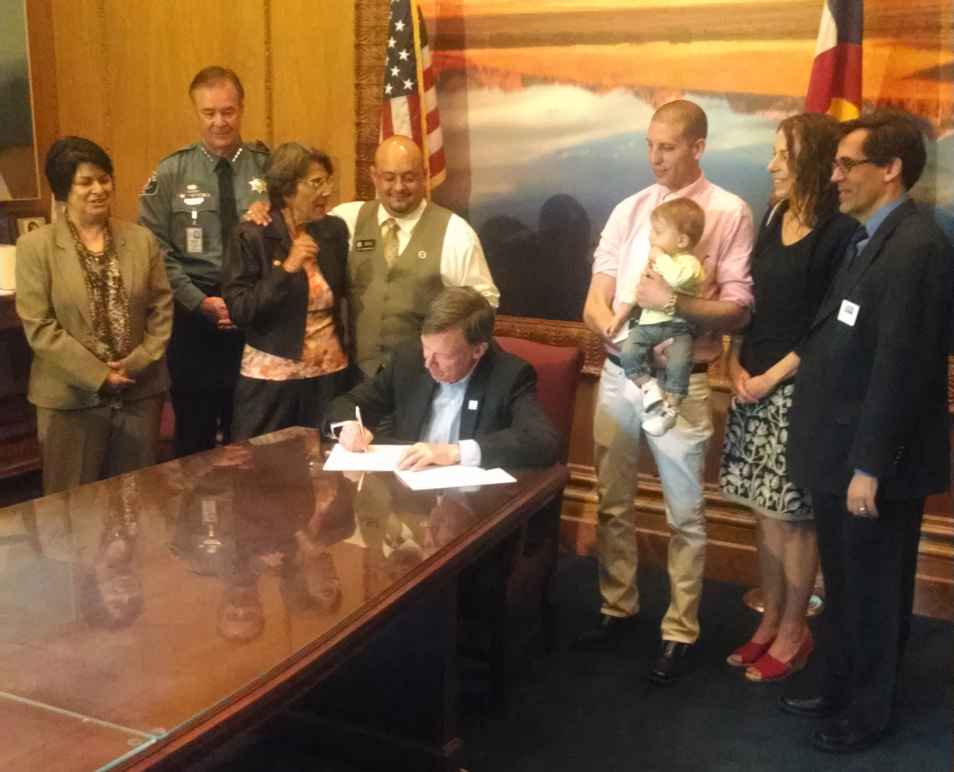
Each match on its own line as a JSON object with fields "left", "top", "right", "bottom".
{"left": 422, "top": 287, "right": 495, "bottom": 345}
{"left": 651, "top": 198, "right": 705, "bottom": 249}
{"left": 189, "top": 65, "right": 245, "bottom": 102}
{"left": 778, "top": 112, "right": 840, "bottom": 225}
{"left": 840, "top": 109, "right": 928, "bottom": 190}
{"left": 652, "top": 100, "right": 708, "bottom": 141}
{"left": 264, "top": 142, "right": 333, "bottom": 209}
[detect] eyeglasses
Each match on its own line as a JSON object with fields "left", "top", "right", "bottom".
{"left": 832, "top": 157, "right": 876, "bottom": 175}
{"left": 302, "top": 176, "right": 334, "bottom": 194}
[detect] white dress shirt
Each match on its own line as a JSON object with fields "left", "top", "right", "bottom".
{"left": 419, "top": 372, "right": 481, "bottom": 466}
{"left": 332, "top": 199, "right": 500, "bottom": 308}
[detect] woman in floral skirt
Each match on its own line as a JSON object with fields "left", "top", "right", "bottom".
{"left": 719, "top": 114, "right": 857, "bottom": 682}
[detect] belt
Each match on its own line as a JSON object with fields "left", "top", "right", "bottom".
{"left": 606, "top": 353, "right": 708, "bottom": 374}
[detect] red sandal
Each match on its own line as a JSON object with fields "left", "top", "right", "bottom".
{"left": 726, "top": 636, "right": 775, "bottom": 668}
{"left": 744, "top": 631, "right": 814, "bottom": 683}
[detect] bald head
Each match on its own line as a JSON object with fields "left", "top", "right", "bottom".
{"left": 652, "top": 100, "right": 708, "bottom": 142}
{"left": 372, "top": 135, "right": 426, "bottom": 215}
{"left": 646, "top": 100, "right": 707, "bottom": 191}
{"left": 375, "top": 135, "right": 423, "bottom": 168}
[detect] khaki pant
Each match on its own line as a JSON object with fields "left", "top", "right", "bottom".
{"left": 593, "top": 360, "right": 712, "bottom": 643}
{"left": 37, "top": 394, "right": 164, "bottom": 495}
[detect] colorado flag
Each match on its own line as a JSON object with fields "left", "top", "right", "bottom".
{"left": 805, "top": 1, "right": 863, "bottom": 120}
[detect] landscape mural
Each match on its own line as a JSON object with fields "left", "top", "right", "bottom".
{"left": 419, "top": 0, "right": 954, "bottom": 320}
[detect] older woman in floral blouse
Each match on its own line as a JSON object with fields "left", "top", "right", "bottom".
{"left": 224, "top": 143, "right": 352, "bottom": 441}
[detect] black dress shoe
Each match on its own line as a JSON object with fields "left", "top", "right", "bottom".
{"left": 648, "top": 640, "right": 691, "bottom": 684}
{"left": 812, "top": 717, "right": 885, "bottom": 754}
{"left": 779, "top": 695, "right": 846, "bottom": 719}
{"left": 570, "top": 614, "right": 637, "bottom": 650}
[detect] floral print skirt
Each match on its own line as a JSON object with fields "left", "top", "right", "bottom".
{"left": 719, "top": 382, "right": 812, "bottom": 522}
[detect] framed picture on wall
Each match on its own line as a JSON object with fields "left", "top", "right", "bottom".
{"left": 16, "top": 216, "right": 45, "bottom": 235}
{"left": 0, "top": 0, "right": 40, "bottom": 201}
{"left": 0, "top": 216, "right": 13, "bottom": 245}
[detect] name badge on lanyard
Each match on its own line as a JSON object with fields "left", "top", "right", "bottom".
{"left": 186, "top": 226, "right": 203, "bottom": 254}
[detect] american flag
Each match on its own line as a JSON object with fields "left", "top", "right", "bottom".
{"left": 380, "top": 0, "right": 447, "bottom": 189}
{"left": 805, "top": 0, "right": 863, "bottom": 120}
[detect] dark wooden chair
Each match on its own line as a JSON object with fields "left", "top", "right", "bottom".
{"left": 459, "top": 336, "right": 582, "bottom": 707}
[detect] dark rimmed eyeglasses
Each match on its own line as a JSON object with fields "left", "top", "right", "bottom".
{"left": 302, "top": 176, "right": 334, "bottom": 194}
{"left": 832, "top": 157, "right": 876, "bottom": 175}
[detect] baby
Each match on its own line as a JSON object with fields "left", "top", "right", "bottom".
{"left": 607, "top": 197, "right": 706, "bottom": 436}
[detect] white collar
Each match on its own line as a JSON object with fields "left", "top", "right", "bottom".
{"left": 376, "top": 198, "right": 428, "bottom": 231}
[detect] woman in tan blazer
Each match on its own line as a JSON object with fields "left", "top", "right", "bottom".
{"left": 16, "top": 137, "right": 173, "bottom": 494}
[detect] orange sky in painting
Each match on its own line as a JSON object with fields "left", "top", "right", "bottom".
{"left": 436, "top": 40, "right": 951, "bottom": 104}
{"left": 420, "top": 0, "right": 805, "bottom": 15}
{"left": 417, "top": 0, "right": 953, "bottom": 129}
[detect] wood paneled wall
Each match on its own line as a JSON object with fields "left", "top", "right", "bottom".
{"left": 13, "top": 0, "right": 357, "bottom": 223}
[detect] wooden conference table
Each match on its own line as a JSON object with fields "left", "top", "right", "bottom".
{"left": 0, "top": 427, "right": 567, "bottom": 770}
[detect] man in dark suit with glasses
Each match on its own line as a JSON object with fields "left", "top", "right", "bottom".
{"left": 784, "top": 109, "right": 954, "bottom": 754}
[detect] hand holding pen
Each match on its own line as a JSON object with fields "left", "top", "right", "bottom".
{"left": 338, "top": 406, "right": 374, "bottom": 452}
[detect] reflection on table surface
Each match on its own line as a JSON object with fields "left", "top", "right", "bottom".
{"left": 0, "top": 694, "right": 157, "bottom": 772}
{"left": 0, "top": 427, "right": 561, "bottom": 766}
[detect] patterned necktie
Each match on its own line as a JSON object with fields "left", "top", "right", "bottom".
{"left": 381, "top": 217, "right": 400, "bottom": 269}
{"left": 845, "top": 225, "right": 868, "bottom": 265}
{"left": 215, "top": 158, "right": 238, "bottom": 248}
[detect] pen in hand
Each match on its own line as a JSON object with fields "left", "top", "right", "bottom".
{"left": 355, "top": 406, "right": 369, "bottom": 453}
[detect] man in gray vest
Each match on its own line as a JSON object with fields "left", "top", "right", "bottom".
{"left": 139, "top": 66, "right": 269, "bottom": 457}
{"left": 331, "top": 136, "right": 498, "bottom": 377}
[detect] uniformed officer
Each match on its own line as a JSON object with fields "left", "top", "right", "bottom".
{"left": 139, "top": 65, "right": 268, "bottom": 457}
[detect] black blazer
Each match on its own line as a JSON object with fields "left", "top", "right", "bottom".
{"left": 788, "top": 199, "right": 954, "bottom": 499}
{"left": 324, "top": 339, "right": 560, "bottom": 469}
{"left": 223, "top": 210, "right": 350, "bottom": 361}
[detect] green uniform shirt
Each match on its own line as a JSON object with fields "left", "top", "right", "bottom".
{"left": 138, "top": 141, "right": 269, "bottom": 311}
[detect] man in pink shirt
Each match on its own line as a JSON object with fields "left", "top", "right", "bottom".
{"left": 574, "top": 100, "right": 754, "bottom": 684}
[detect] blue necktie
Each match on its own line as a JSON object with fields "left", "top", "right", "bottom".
{"left": 845, "top": 225, "right": 868, "bottom": 265}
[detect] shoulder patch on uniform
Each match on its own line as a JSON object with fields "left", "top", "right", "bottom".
{"left": 247, "top": 140, "right": 270, "bottom": 154}
{"left": 139, "top": 172, "right": 159, "bottom": 197}
{"left": 158, "top": 143, "right": 198, "bottom": 164}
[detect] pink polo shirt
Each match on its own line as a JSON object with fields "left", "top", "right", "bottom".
{"left": 592, "top": 173, "right": 754, "bottom": 362}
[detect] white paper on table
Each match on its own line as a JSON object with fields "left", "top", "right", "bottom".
{"left": 395, "top": 465, "right": 516, "bottom": 491}
{"left": 323, "top": 443, "right": 409, "bottom": 472}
